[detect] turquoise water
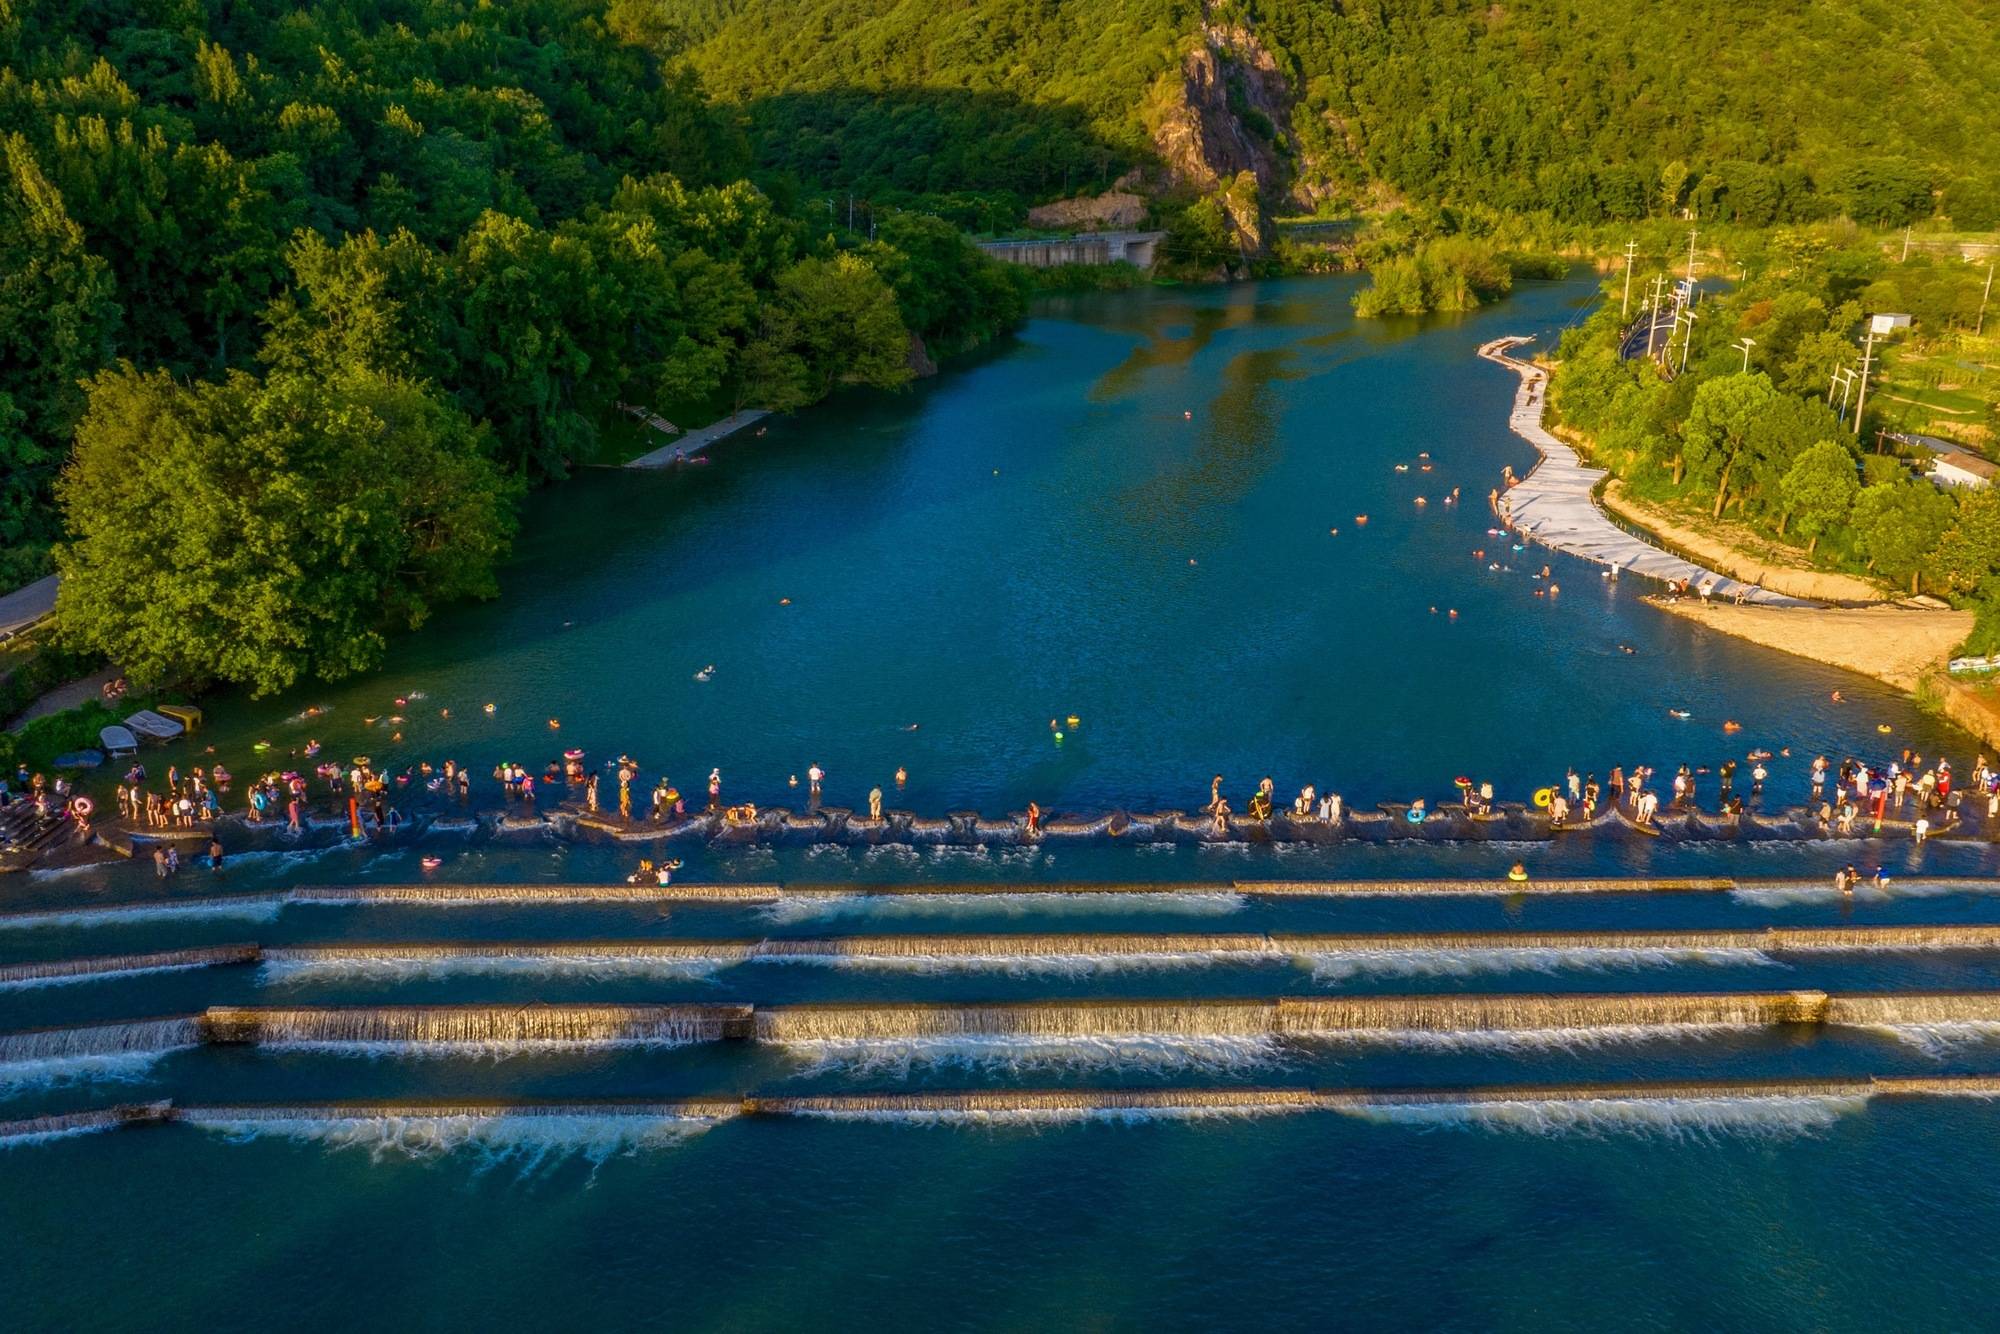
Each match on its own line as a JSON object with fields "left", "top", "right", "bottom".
{"left": 10, "top": 276, "right": 2000, "bottom": 1331}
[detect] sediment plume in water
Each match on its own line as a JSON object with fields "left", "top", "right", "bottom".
{"left": 0, "top": 945, "right": 260, "bottom": 988}
{"left": 198, "top": 1004, "right": 753, "bottom": 1048}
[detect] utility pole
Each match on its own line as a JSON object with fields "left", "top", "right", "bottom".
{"left": 1979, "top": 260, "right": 1995, "bottom": 337}
{"left": 847, "top": 193, "right": 854, "bottom": 235}
{"left": 1852, "top": 330, "right": 1877, "bottom": 437}
{"left": 1902, "top": 227, "right": 1912, "bottom": 262}
{"left": 1686, "top": 227, "right": 1699, "bottom": 285}
{"left": 1621, "top": 239, "right": 1637, "bottom": 319}
{"left": 1645, "top": 274, "right": 1667, "bottom": 357}
{"left": 1735, "top": 337, "right": 1755, "bottom": 372}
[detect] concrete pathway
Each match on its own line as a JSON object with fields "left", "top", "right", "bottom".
{"left": 0, "top": 573, "right": 57, "bottom": 639}
{"left": 626, "top": 409, "right": 770, "bottom": 469}
{"left": 1478, "top": 337, "right": 1804, "bottom": 606}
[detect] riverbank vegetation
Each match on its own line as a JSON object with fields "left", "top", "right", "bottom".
{"left": 1548, "top": 227, "right": 2000, "bottom": 648}
{"left": 0, "top": 0, "right": 1028, "bottom": 688}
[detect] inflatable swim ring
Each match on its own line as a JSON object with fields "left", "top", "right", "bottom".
{"left": 420, "top": 856, "right": 442, "bottom": 871}
{"left": 1506, "top": 867, "right": 1529, "bottom": 882}
{"left": 1405, "top": 808, "right": 1426, "bottom": 824}
{"left": 1878, "top": 724, "right": 1893, "bottom": 734}
{"left": 1532, "top": 787, "right": 1554, "bottom": 808}
{"left": 69, "top": 795, "right": 92, "bottom": 819}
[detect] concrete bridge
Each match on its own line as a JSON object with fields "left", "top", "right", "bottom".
{"left": 975, "top": 231, "right": 1164, "bottom": 270}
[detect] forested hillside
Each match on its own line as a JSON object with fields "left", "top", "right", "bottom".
{"left": 678, "top": 0, "right": 2000, "bottom": 229}
{"left": 0, "top": 0, "right": 1024, "bottom": 687}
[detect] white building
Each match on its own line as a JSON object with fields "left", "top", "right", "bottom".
{"left": 1930, "top": 452, "right": 1997, "bottom": 489}
{"left": 1871, "top": 313, "right": 1913, "bottom": 335}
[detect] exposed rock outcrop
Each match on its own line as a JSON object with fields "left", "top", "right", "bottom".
{"left": 1026, "top": 189, "right": 1148, "bottom": 231}
{"left": 1145, "top": 20, "right": 1292, "bottom": 253}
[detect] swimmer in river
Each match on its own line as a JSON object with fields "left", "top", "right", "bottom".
{"left": 1618, "top": 644, "right": 1636, "bottom": 654}
{"left": 1834, "top": 864, "right": 1859, "bottom": 894}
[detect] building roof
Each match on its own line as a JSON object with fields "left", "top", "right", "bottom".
{"left": 1935, "top": 453, "right": 1998, "bottom": 479}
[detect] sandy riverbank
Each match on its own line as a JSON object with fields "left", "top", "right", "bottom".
{"left": 1601, "top": 480, "right": 1888, "bottom": 603}
{"left": 1650, "top": 597, "right": 1971, "bottom": 691}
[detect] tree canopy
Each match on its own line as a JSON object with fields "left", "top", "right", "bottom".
{"left": 0, "top": 0, "right": 1030, "bottom": 680}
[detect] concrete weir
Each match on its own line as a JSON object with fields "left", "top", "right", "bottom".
{"left": 196, "top": 1004, "right": 754, "bottom": 1046}
{"left": 12, "top": 990, "right": 2000, "bottom": 1058}
{"left": 14, "top": 877, "right": 2000, "bottom": 934}
{"left": 20, "top": 923, "right": 2000, "bottom": 987}
{"left": 14, "top": 1077, "right": 2000, "bottom": 1145}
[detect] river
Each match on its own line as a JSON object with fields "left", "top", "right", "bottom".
{"left": 6, "top": 275, "right": 2000, "bottom": 1331}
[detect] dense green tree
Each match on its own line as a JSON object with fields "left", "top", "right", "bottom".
{"left": 1850, "top": 480, "right": 1953, "bottom": 593}
{"left": 1681, "top": 373, "right": 1779, "bottom": 515}
{"left": 54, "top": 362, "right": 518, "bottom": 694}
{"left": 866, "top": 213, "right": 1027, "bottom": 357}
{"left": 1931, "top": 490, "right": 2000, "bottom": 598}
{"left": 0, "top": 131, "right": 116, "bottom": 577}
{"left": 1777, "top": 441, "right": 1859, "bottom": 552}
{"left": 738, "top": 253, "right": 911, "bottom": 410}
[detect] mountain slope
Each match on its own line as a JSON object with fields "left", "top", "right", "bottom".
{"left": 677, "top": 0, "right": 2000, "bottom": 226}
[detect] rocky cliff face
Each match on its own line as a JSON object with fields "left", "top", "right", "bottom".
{"left": 1145, "top": 20, "right": 1292, "bottom": 250}
{"left": 1025, "top": 187, "right": 1149, "bottom": 231}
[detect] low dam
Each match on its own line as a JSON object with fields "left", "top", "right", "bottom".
{"left": 16, "top": 1075, "right": 2000, "bottom": 1148}
{"left": 13, "top": 989, "right": 2000, "bottom": 1064}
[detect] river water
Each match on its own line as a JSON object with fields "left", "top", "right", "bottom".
{"left": 7, "top": 275, "right": 2000, "bottom": 1331}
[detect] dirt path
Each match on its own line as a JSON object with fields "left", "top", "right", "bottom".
{"left": 1601, "top": 481, "right": 1888, "bottom": 603}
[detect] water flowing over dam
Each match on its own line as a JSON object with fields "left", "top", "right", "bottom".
{"left": 196, "top": 1004, "right": 753, "bottom": 1048}
{"left": 0, "top": 945, "right": 260, "bottom": 987}
{"left": 18, "top": 1076, "right": 2000, "bottom": 1149}
{"left": 21, "top": 924, "right": 2000, "bottom": 991}
{"left": 22, "top": 877, "right": 2000, "bottom": 936}
{"left": 19, "top": 991, "right": 2000, "bottom": 1060}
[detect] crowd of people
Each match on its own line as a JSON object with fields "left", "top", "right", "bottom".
{"left": 15, "top": 735, "right": 2000, "bottom": 861}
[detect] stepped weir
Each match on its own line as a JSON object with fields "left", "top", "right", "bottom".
{"left": 14, "top": 1077, "right": 2000, "bottom": 1146}
{"left": 15, "top": 991, "right": 2000, "bottom": 1057}
{"left": 15, "top": 877, "right": 2000, "bottom": 931}
{"left": 19, "top": 925, "right": 2000, "bottom": 987}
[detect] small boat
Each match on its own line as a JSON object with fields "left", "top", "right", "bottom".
{"left": 123, "top": 709, "right": 185, "bottom": 742}
{"left": 99, "top": 725, "right": 139, "bottom": 757}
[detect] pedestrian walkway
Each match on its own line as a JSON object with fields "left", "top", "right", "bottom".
{"left": 0, "top": 573, "right": 57, "bottom": 640}
{"left": 626, "top": 410, "right": 770, "bottom": 469}
{"left": 1477, "top": 337, "right": 1804, "bottom": 606}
